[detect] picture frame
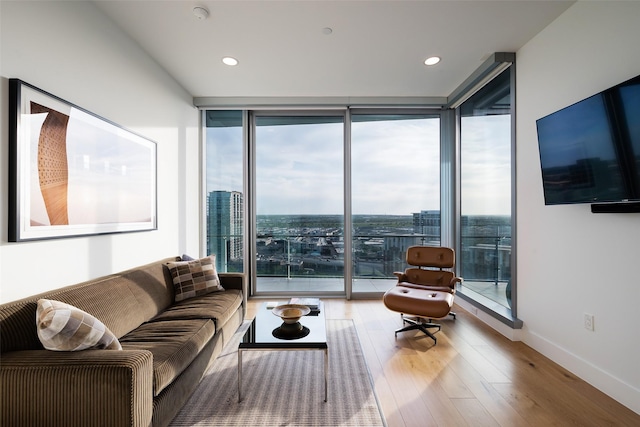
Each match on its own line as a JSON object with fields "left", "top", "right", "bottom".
{"left": 8, "top": 79, "right": 157, "bottom": 241}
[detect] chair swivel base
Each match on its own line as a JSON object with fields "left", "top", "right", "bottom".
{"left": 395, "top": 316, "right": 441, "bottom": 344}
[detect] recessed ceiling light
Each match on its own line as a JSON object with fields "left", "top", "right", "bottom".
{"left": 222, "top": 57, "right": 238, "bottom": 66}
{"left": 193, "top": 6, "right": 209, "bottom": 20}
{"left": 424, "top": 56, "right": 441, "bottom": 66}
{"left": 322, "top": 27, "right": 333, "bottom": 35}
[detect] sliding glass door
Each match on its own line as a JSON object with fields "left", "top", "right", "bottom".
{"left": 253, "top": 114, "right": 345, "bottom": 294}
{"left": 205, "top": 109, "right": 444, "bottom": 298}
{"left": 350, "top": 113, "right": 441, "bottom": 294}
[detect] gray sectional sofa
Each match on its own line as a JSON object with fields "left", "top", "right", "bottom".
{"left": 0, "top": 256, "right": 246, "bottom": 427}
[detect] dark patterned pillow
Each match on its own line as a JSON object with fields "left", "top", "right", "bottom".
{"left": 166, "top": 255, "right": 224, "bottom": 302}
{"left": 36, "top": 299, "right": 122, "bottom": 351}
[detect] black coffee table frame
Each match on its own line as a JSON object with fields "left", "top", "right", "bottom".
{"left": 238, "top": 301, "right": 328, "bottom": 402}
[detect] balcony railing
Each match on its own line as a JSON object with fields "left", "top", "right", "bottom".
{"left": 210, "top": 232, "right": 511, "bottom": 283}
{"left": 460, "top": 235, "right": 512, "bottom": 285}
{"left": 459, "top": 234, "right": 512, "bottom": 309}
{"left": 254, "top": 233, "right": 444, "bottom": 279}
{"left": 209, "top": 231, "right": 511, "bottom": 305}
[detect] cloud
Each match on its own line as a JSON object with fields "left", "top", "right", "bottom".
{"left": 205, "top": 113, "right": 511, "bottom": 216}
{"left": 461, "top": 115, "right": 511, "bottom": 215}
{"left": 255, "top": 121, "right": 344, "bottom": 214}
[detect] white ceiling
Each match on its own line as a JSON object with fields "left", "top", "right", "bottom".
{"left": 94, "top": 0, "right": 574, "bottom": 100}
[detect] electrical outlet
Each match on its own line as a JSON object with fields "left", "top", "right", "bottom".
{"left": 584, "top": 313, "right": 594, "bottom": 331}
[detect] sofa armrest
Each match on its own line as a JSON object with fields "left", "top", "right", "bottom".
{"left": 219, "top": 272, "right": 245, "bottom": 291}
{"left": 1, "top": 349, "right": 153, "bottom": 427}
{"left": 220, "top": 272, "right": 247, "bottom": 314}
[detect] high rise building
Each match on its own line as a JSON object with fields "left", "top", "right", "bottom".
{"left": 207, "top": 191, "right": 243, "bottom": 272}
{"left": 412, "top": 210, "right": 440, "bottom": 239}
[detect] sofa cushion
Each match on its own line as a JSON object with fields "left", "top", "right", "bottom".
{"left": 166, "top": 256, "right": 223, "bottom": 302}
{"left": 149, "top": 289, "right": 243, "bottom": 332}
{"left": 36, "top": 299, "right": 122, "bottom": 351}
{"left": 119, "top": 319, "right": 215, "bottom": 396}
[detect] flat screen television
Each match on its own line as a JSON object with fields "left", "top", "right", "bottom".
{"left": 536, "top": 74, "right": 640, "bottom": 212}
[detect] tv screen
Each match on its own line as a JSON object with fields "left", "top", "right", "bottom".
{"left": 536, "top": 74, "right": 640, "bottom": 206}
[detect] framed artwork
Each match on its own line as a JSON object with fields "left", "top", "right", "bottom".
{"left": 8, "top": 79, "right": 157, "bottom": 241}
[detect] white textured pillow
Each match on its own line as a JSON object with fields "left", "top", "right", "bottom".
{"left": 36, "top": 299, "right": 122, "bottom": 351}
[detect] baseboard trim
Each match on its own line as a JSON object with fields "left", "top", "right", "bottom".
{"left": 524, "top": 331, "right": 640, "bottom": 416}
{"left": 456, "top": 299, "right": 639, "bottom": 415}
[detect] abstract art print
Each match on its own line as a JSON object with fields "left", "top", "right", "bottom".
{"left": 9, "top": 79, "right": 157, "bottom": 241}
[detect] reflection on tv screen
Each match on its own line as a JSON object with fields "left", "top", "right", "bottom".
{"left": 536, "top": 74, "right": 640, "bottom": 205}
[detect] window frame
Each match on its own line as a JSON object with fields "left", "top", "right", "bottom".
{"left": 451, "top": 59, "right": 522, "bottom": 328}
{"left": 199, "top": 53, "right": 521, "bottom": 328}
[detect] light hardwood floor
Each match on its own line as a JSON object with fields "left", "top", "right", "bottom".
{"left": 246, "top": 299, "right": 639, "bottom": 427}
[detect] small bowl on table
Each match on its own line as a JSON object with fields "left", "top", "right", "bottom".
{"left": 272, "top": 304, "right": 311, "bottom": 324}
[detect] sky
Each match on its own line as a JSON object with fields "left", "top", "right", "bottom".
{"left": 206, "top": 114, "right": 511, "bottom": 217}
{"left": 460, "top": 115, "right": 512, "bottom": 216}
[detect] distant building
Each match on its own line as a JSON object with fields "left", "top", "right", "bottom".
{"left": 412, "top": 210, "right": 440, "bottom": 239}
{"left": 207, "top": 191, "right": 243, "bottom": 271}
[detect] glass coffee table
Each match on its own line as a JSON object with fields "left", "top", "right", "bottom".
{"left": 238, "top": 301, "right": 328, "bottom": 402}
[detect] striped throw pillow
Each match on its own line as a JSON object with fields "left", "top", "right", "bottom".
{"left": 36, "top": 299, "right": 122, "bottom": 351}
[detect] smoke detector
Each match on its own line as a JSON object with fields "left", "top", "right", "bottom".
{"left": 193, "top": 6, "right": 209, "bottom": 20}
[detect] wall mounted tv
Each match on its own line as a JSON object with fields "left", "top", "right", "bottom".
{"left": 536, "top": 74, "right": 640, "bottom": 213}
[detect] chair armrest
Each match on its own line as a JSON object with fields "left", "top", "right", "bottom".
{"left": 393, "top": 271, "right": 406, "bottom": 281}
{"left": 449, "top": 277, "right": 463, "bottom": 288}
{"left": 1, "top": 349, "right": 153, "bottom": 427}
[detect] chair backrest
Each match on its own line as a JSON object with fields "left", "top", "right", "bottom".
{"left": 405, "top": 246, "right": 455, "bottom": 269}
{"left": 401, "top": 246, "right": 459, "bottom": 291}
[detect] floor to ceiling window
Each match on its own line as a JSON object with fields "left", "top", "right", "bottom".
{"left": 204, "top": 109, "right": 443, "bottom": 297}
{"left": 253, "top": 114, "right": 345, "bottom": 294}
{"left": 350, "top": 113, "right": 440, "bottom": 293}
{"left": 202, "top": 57, "right": 518, "bottom": 326}
{"left": 458, "top": 66, "right": 514, "bottom": 316}
{"left": 204, "top": 110, "right": 244, "bottom": 274}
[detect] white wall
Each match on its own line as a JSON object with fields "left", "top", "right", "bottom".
{"left": 0, "top": 1, "right": 200, "bottom": 303}
{"left": 517, "top": 1, "right": 640, "bottom": 414}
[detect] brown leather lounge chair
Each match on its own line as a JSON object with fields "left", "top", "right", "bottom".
{"left": 383, "top": 246, "right": 462, "bottom": 344}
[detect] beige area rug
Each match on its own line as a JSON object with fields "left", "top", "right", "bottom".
{"left": 170, "top": 319, "right": 386, "bottom": 426}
